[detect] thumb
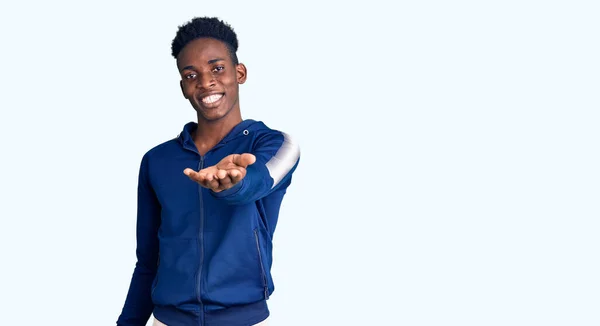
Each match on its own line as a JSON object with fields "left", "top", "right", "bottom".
{"left": 232, "top": 153, "right": 256, "bottom": 168}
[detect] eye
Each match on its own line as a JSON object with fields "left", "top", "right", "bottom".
{"left": 185, "top": 73, "right": 197, "bottom": 80}
{"left": 212, "top": 66, "right": 225, "bottom": 73}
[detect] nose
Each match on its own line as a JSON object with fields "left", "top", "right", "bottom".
{"left": 197, "top": 72, "right": 215, "bottom": 90}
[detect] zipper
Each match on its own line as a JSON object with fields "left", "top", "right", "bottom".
{"left": 197, "top": 156, "right": 205, "bottom": 325}
{"left": 253, "top": 229, "right": 270, "bottom": 300}
{"left": 183, "top": 130, "right": 246, "bottom": 323}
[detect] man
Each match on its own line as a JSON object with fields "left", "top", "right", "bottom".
{"left": 116, "top": 17, "right": 300, "bottom": 326}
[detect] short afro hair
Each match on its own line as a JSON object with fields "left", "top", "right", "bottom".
{"left": 171, "top": 17, "right": 239, "bottom": 65}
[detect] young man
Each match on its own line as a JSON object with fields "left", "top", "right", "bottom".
{"left": 116, "top": 17, "right": 300, "bottom": 326}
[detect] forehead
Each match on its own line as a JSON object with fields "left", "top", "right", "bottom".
{"left": 177, "top": 38, "right": 231, "bottom": 68}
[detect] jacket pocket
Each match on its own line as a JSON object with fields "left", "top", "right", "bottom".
{"left": 151, "top": 274, "right": 158, "bottom": 298}
{"left": 151, "top": 253, "right": 160, "bottom": 299}
{"left": 253, "top": 228, "right": 269, "bottom": 299}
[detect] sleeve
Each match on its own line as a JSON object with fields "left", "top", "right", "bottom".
{"left": 211, "top": 131, "right": 300, "bottom": 205}
{"left": 117, "top": 153, "right": 161, "bottom": 325}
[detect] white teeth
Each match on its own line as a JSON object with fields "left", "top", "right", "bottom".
{"left": 202, "top": 94, "right": 223, "bottom": 104}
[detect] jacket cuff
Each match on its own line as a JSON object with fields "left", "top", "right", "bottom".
{"left": 210, "top": 179, "right": 244, "bottom": 198}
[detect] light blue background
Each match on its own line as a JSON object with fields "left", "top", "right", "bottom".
{"left": 0, "top": 1, "right": 598, "bottom": 325}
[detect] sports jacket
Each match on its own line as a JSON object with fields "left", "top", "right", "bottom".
{"left": 117, "top": 119, "right": 300, "bottom": 326}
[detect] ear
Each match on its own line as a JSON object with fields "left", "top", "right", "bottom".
{"left": 180, "top": 80, "right": 188, "bottom": 99}
{"left": 236, "top": 63, "right": 247, "bottom": 84}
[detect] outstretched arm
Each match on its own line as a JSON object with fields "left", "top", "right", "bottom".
{"left": 184, "top": 132, "right": 300, "bottom": 205}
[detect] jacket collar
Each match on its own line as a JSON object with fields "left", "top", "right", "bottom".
{"left": 177, "top": 119, "right": 257, "bottom": 150}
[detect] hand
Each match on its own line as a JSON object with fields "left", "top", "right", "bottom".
{"left": 183, "top": 153, "right": 256, "bottom": 192}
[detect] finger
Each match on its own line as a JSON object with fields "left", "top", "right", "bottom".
{"left": 217, "top": 174, "right": 233, "bottom": 188}
{"left": 196, "top": 173, "right": 207, "bottom": 185}
{"left": 216, "top": 169, "right": 233, "bottom": 186}
{"left": 232, "top": 153, "right": 256, "bottom": 168}
{"left": 184, "top": 168, "right": 197, "bottom": 177}
{"left": 184, "top": 169, "right": 212, "bottom": 188}
{"left": 216, "top": 169, "right": 228, "bottom": 180}
{"left": 208, "top": 176, "right": 220, "bottom": 190}
{"left": 228, "top": 168, "right": 246, "bottom": 184}
{"left": 203, "top": 172, "right": 215, "bottom": 184}
{"left": 184, "top": 169, "right": 202, "bottom": 182}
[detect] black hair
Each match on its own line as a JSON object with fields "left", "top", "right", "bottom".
{"left": 171, "top": 17, "right": 239, "bottom": 65}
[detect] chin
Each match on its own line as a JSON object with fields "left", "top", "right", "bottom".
{"left": 198, "top": 109, "right": 229, "bottom": 122}
{"left": 192, "top": 98, "right": 238, "bottom": 121}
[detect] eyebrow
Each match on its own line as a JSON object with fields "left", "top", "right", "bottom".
{"left": 180, "top": 59, "right": 225, "bottom": 72}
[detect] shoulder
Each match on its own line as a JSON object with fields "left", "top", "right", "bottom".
{"left": 245, "top": 120, "right": 301, "bottom": 164}
{"left": 141, "top": 138, "right": 181, "bottom": 163}
{"left": 246, "top": 120, "right": 299, "bottom": 148}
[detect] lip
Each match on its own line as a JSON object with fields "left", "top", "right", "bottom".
{"left": 197, "top": 92, "right": 225, "bottom": 109}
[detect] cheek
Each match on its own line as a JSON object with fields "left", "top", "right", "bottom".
{"left": 183, "top": 85, "right": 195, "bottom": 99}
{"left": 224, "top": 73, "right": 238, "bottom": 85}
{"left": 223, "top": 77, "right": 238, "bottom": 91}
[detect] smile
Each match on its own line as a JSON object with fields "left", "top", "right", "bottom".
{"left": 201, "top": 93, "right": 224, "bottom": 105}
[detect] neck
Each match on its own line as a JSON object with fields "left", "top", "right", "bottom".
{"left": 193, "top": 110, "right": 243, "bottom": 155}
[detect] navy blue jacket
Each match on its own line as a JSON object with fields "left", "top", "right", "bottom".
{"left": 117, "top": 120, "right": 300, "bottom": 326}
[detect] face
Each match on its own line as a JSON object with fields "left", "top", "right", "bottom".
{"left": 177, "top": 37, "right": 247, "bottom": 122}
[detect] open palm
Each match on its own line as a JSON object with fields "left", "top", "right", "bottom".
{"left": 184, "top": 153, "right": 256, "bottom": 192}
